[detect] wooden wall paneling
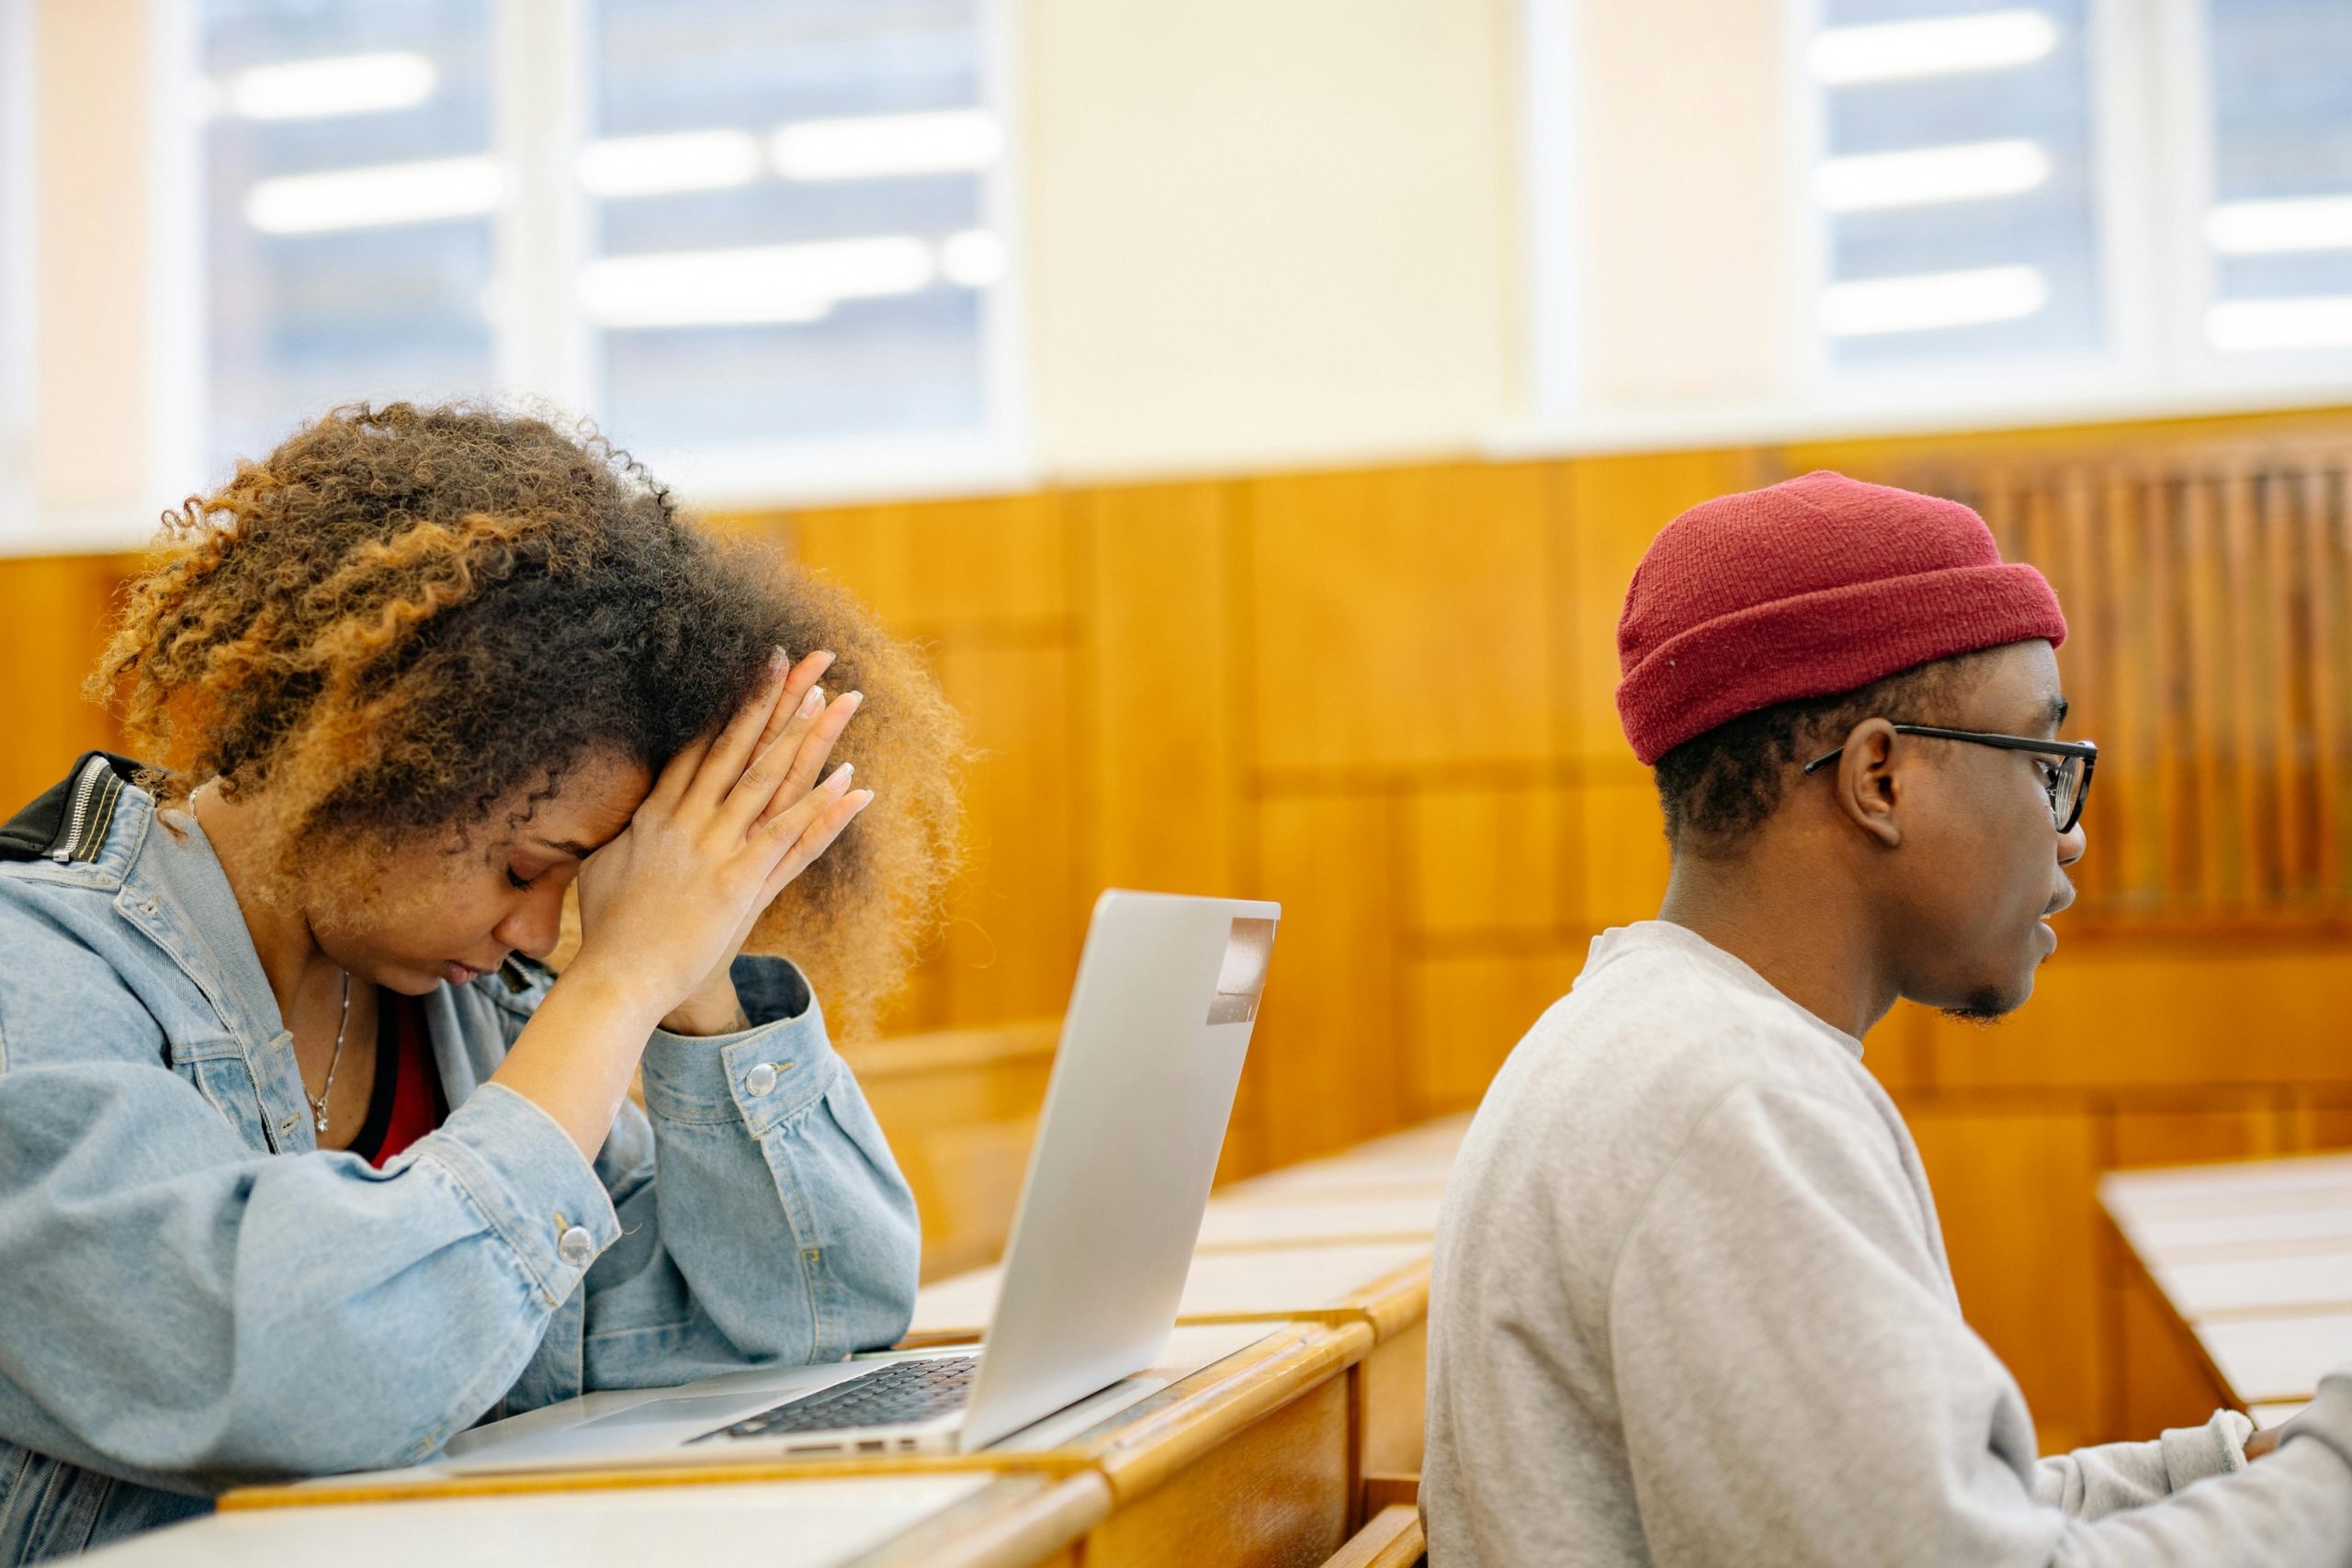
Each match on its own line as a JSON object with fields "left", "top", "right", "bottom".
{"left": 1248, "top": 791, "right": 1407, "bottom": 1167}
{"left": 1905, "top": 1107, "right": 2106, "bottom": 1453}
{"left": 2145, "top": 475, "right": 2194, "bottom": 911}
{"left": 1242, "top": 463, "right": 1557, "bottom": 778}
{"left": 845, "top": 1021, "right": 1063, "bottom": 1281}
{"left": 1859, "top": 1004, "right": 1932, "bottom": 1097}
{"left": 1404, "top": 782, "right": 1573, "bottom": 938}
{"left": 2108, "top": 1100, "right": 2286, "bottom": 1168}
{"left": 0, "top": 554, "right": 131, "bottom": 808}
{"left": 921, "top": 637, "right": 1087, "bottom": 1028}
{"left": 2261, "top": 472, "right": 2309, "bottom": 897}
{"left": 2307, "top": 468, "right": 2348, "bottom": 900}
{"left": 1074, "top": 481, "right": 1239, "bottom": 899}
{"left": 2097, "top": 470, "right": 2155, "bottom": 915}
{"left": 1401, "top": 947, "right": 1582, "bottom": 1118}
{"left": 1575, "top": 764, "right": 1670, "bottom": 930}
{"left": 789, "top": 494, "right": 1069, "bottom": 634}
{"left": 1924, "top": 941, "right": 2352, "bottom": 1090}
{"left": 2182, "top": 478, "right": 2233, "bottom": 911}
{"left": 2223, "top": 468, "right": 2282, "bottom": 902}
{"left": 2115, "top": 1259, "right": 2240, "bottom": 1438}
{"left": 2288, "top": 1095, "right": 2352, "bottom": 1152}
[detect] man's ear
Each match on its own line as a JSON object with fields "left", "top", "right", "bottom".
{"left": 1831, "top": 717, "right": 1904, "bottom": 848}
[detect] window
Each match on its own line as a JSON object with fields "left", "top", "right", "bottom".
{"left": 588, "top": 0, "right": 1005, "bottom": 462}
{"left": 1520, "top": 0, "right": 2352, "bottom": 439}
{"left": 2199, "top": 0, "right": 2352, "bottom": 355}
{"left": 192, "top": 0, "right": 1019, "bottom": 498}
{"left": 1803, "top": 2, "right": 2104, "bottom": 371}
{"left": 199, "top": 2, "right": 499, "bottom": 475}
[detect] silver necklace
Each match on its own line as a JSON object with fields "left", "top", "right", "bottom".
{"left": 305, "top": 972, "right": 352, "bottom": 1134}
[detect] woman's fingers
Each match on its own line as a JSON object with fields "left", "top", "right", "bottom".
{"left": 684, "top": 650, "right": 795, "bottom": 812}
{"left": 771, "top": 691, "right": 863, "bottom": 820}
{"left": 721, "top": 685, "right": 827, "bottom": 832}
{"left": 752, "top": 784, "right": 874, "bottom": 901}
{"left": 752, "top": 650, "right": 833, "bottom": 757}
{"left": 721, "top": 686, "right": 856, "bottom": 835}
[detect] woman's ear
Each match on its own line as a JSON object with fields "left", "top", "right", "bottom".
{"left": 1830, "top": 717, "right": 1905, "bottom": 849}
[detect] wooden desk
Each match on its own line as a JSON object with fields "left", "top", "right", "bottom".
{"left": 2100, "top": 1154, "right": 2352, "bottom": 1428}
{"left": 88, "top": 1473, "right": 1096, "bottom": 1568}
{"left": 914, "top": 1247, "right": 1437, "bottom": 1480}
{"left": 216, "top": 1323, "right": 1365, "bottom": 1568}
{"left": 204, "top": 1114, "right": 1470, "bottom": 1566}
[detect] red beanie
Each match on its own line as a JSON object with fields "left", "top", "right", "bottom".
{"left": 1614, "top": 470, "right": 2067, "bottom": 766}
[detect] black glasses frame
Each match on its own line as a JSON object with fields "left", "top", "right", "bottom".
{"left": 1801, "top": 724, "right": 2098, "bottom": 833}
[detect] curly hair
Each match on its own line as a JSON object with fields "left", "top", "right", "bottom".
{"left": 89, "top": 400, "right": 963, "bottom": 1037}
{"left": 1652, "top": 652, "right": 1982, "bottom": 856}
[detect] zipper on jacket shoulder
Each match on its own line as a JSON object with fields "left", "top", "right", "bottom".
{"left": 51, "top": 755, "right": 117, "bottom": 863}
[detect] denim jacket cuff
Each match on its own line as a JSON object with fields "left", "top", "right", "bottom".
{"left": 419, "top": 1081, "right": 622, "bottom": 1307}
{"left": 639, "top": 956, "right": 838, "bottom": 1134}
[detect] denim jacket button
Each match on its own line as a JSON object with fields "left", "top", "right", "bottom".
{"left": 557, "top": 1225, "right": 596, "bottom": 1269}
{"left": 743, "top": 1062, "right": 777, "bottom": 1097}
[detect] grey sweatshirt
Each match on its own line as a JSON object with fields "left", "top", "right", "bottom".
{"left": 1423, "top": 920, "right": 2352, "bottom": 1566}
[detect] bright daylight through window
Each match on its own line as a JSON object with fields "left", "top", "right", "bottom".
{"left": 198, "top": 0, "right": 1012, "bottom": 492}
{"left": 2199, "top": 0, "right": 2352, "bottom": 355}
{"left": 1804, "top": 3, "right": 2101, "bottom": 369}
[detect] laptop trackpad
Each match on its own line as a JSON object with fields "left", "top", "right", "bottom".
{"left": 580, "top": 1392, "right": 777, "bottom": 1429}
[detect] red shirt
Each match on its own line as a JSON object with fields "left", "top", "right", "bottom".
{"left": 350, "top": 990, "right": 446, "bottom": 1167}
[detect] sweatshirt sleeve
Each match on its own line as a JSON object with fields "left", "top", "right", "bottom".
{"left": 2030, "top": 1412, "right": 2251, "bottom": 1517}
{"left": 1603, "top": 1082, "right": 2352, "bottom": 1568}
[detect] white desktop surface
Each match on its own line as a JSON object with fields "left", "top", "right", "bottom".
{"left": 78, "top": 1474, "right": 996, "bottom": 1568}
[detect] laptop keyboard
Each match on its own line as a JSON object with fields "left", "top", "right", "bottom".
{"left": 690, "top": 1354, "right": 980, "bottom": 1443}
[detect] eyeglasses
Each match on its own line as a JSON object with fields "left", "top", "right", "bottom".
{"left": 1802, "top": 725, "right": 2098, "bottom": 834}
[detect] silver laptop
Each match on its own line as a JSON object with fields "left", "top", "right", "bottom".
{"left": 439, "top": 889, "right": 1278, "bottom": 1472}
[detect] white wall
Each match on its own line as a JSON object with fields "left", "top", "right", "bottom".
{"left": 6, "top": 0, "right": 1559, "bottom": 545}
{"left": 15, "top": 0, "right": 164, "bottom": 550}
{"left": 1023, "top": 0, "right": 1524, "bottom": 479}
{"left": 1566, "top": 0, "right": 1787, "bottom": 415}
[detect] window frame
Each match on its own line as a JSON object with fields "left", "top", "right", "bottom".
{"left": 1513, "top": 0, "right": 2352, "bottom": 449}
{"left": 174, "top": 0, "right": 1032, "bottom": 511}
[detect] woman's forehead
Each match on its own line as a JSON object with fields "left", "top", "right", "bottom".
{"left": 508, "top": 754, "right": 651, "bottom": 853}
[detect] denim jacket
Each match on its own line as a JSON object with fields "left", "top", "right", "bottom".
{"left": 0, "top": 755, "right": 922, "bottom": 1562}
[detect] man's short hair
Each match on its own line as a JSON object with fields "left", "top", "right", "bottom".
{"left": 1652, "top": 654, "right": 1976, "bottom": 854}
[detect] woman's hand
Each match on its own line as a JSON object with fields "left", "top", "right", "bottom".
{"left": 571, "top": 648, "right": 873, "bottom": 1030}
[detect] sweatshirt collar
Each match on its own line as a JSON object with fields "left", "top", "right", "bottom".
{"left": 1582, "top": 919, "right": 1869, "bottom": 1060}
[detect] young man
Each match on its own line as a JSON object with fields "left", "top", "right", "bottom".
{"left": 1422, "top": 471, "right": 2352, "bottom": 1565}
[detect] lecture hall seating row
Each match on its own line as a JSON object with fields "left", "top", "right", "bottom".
{"left": 2102, "top": 1152, "right": 2352, "bottom": 1433}
{"left": 81, "top": 1116, "right": 1469, "bottom": 1567}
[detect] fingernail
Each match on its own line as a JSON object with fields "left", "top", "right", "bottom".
{"left": 824, "top": 762, "right": 854, "bottom": 793}
{"left": 844, "top": 690, "right": 865, "bottom": 708}
{"left": 853, "top": 789, "right": 876, "bottom": 808}
{"left": 769, "top": 647, "right": 788, "bottom": 672}
{"left": 797, "top": 686, "right": 822, "bottom": 718}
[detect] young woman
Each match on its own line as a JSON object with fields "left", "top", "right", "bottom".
{"left": 0, "top": 402, "right": 963, "bottom": 1562}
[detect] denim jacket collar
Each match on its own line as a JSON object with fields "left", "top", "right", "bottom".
{"left": 111, "top": 784, "right": 318, "bottom": 1153}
